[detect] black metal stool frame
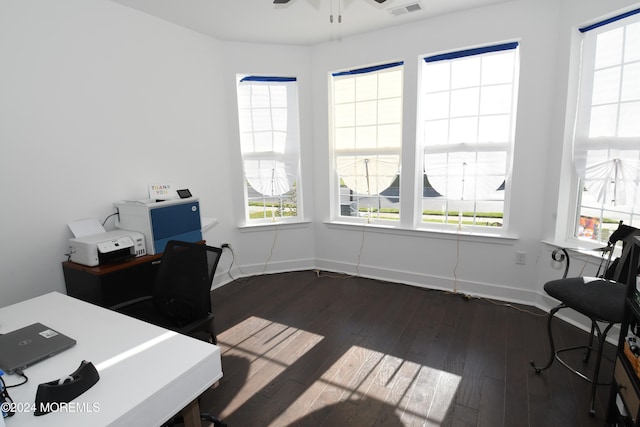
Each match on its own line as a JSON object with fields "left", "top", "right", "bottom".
{"left": 531, "top": 224, "right": 639, "bottom": 416}
{"left": 530, "top": 301, "right": 616, "bottom": 416}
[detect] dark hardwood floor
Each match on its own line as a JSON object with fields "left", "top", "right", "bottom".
{"left": 197, "top": 270, "right": 616, "bottom": 426}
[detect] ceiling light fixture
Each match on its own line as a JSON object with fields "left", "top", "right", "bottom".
{"left": 274, "top": 0, "right": 388, "bottom": 24}
{"left": 330, "top": 0, "right": 342, "bottom": 24}
{"left": 274, "top": 0, "right": 387, "bottom": 3}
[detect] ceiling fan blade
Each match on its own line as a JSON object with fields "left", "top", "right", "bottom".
{"left": 374, "top": 0, "right": 388, "bottom": 3}
{"left": 273, "top": 0, "right": 291, "bottom": 4}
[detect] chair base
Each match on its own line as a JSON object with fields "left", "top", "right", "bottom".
{"left": 162, "top": 413, "right": 227, "bottom": 427}
{"left": 530, "top": 303, "right": 616, "bottom": 417}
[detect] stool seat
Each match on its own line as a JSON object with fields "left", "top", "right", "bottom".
{"left": 532, "top": 224, "right": 639, "bottom": 417}
{"left": 543, "top": 277, "right": 626, "bottom": 323}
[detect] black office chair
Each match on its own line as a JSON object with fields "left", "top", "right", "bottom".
{"left": 113, "top": 240, "right": 226, "bottom": 427}
{"left": 530, "top": 222, "right": 639, "bottom": 416}
{"left": 111, "top": 240, "right": 223, "bottom": 344}
{"left": 162, "top": 411, "right": 227, "bottom": 427}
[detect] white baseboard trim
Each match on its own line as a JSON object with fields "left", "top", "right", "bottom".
{"left": 212, "top": 257, "right": 611, "bottom": 341}
{"left": 212, "top": 258, "right": 315, "bottom": 290}
{"left": 314, "top": 258, "right": 539, "bottom": 307}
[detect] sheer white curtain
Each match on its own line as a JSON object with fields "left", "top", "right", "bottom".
{"left": 573, "top": 11, "right": 640, "bottom": 208}
{"left": 423, "top": 149, "right": 507, "bottom": 201}
{"left": 332, "top": 63, "right": 403, "bottom": 196}
{"left": 237, "top": 77, "right": 300, "bottom": 197}
{"left": 420, "top": 43, "right": 518, "bottom": 201}
{"left": 335, "top": 156, "right": 399, "bottom": 195}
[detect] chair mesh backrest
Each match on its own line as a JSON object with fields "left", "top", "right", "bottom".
{"left": 152, "top": 241, "right": 222, "bottom": 326}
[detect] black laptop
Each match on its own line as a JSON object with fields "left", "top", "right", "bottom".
{"left": 0, "top": 323, "right": 76, "bottom": 374}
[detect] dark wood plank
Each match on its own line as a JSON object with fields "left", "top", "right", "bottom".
{"left": 197, "top": 271, "right": 617, "bottom": 427}
{"left": 503, "top": 303, "right": 530, "bottom": 426}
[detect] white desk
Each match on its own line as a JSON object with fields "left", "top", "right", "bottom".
{"left": 0, "top": 292, "right": 222, "bottom": 426}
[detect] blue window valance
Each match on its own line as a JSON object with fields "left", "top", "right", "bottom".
{"left": 239, "top": 76, "right": 297, "bottom": 82}
{"left": 579, "top": 7, "right": 640, "bottom": 32}
{"left": 332, "top": 61, "right": 404, "bottom": 77}
{"left": 423, "top": 42, "right": 518, "bottom": 63}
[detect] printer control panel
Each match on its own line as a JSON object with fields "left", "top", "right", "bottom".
{"left": 97, "top": 236, "right": 134, "bottom": 254}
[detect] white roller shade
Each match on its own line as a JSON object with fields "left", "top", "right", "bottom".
{"left": 336, "top": 156, "right": 399, "bottom": 195}
{"left": 238, "top": 77, "right": 300, "bottom": 196}
{"left": 421, "top": 42, "right": 518, "bottom": 201}
{"left": 573, "top": 14, "right": 640, "bottom": 207}
{"left": 332, "top": 62, "right": 403, "bottom": 196}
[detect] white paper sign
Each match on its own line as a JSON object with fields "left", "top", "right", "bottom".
{"left": 148, "top": 183, "right": 176, "bottom": 199}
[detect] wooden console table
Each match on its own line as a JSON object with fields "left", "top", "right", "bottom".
{"left": 62, "top": 254, "right": 162, "bottom": 307}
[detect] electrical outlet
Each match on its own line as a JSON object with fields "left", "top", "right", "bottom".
{"left": 516, "top": 251, "right": 526, "bottom": 265}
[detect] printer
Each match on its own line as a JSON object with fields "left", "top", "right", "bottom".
{"left": 68, "top": 230, "right": 146, "bottom": 267}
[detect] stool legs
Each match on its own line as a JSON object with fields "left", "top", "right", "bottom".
{"left": 587, "top": 322, "right": 614, "bottom": 416}
{"left": 530, "top": 303, "right": 564, "bottom": 373}
{"left": 530, "top": 303, "right": 615, "bottom": 416}
{"left": 584, "top": 322, "right": 595, "bottom": 363}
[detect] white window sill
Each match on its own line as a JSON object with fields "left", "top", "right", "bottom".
{"left": 325, "top": 220, "right": 518, "bottom": 245}
{"left": 541, "top": 239, "right": 611, "bottom": 260}
{"left": 238, "top": 219, "right": 312, "bottom": 232}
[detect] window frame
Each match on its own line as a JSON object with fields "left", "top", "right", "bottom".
{"left": 566, "top": 8, "right": 640, "bottom": 245}
{"left": 329, "top": 61, "right": 405, "bottom": 224}
{"left": 235, "top": 74, "right": 303, "bottom": 225}
{"left": 416, "top": 42, "right": 521, "bottom": 234}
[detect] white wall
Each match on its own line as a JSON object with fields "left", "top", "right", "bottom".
{"left": 309, "top": 0, "right": 559, "bottom": 304}
{"left": 309, "top": 0, "right": 640, "bottom": 310}
{"left": 1, "top": 0, "right": 638, "bottom": 317}
{"left": 217, "top": 42, "right": 317, "bottom": 277}
{"left": 0, "top": 0, "right": 230, "bottom": 305}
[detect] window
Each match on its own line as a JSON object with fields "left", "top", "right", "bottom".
{"left": 330, "top": 62, "right": 404, "bottom": 222}
{"left": 573, "top": 9, "right": 640, "bottom": 243}
{"left": 236, "top": 75, "right": 301, "bottom": 223}
{"left": 418, "top": 43, "right": 520, "bottom": 230}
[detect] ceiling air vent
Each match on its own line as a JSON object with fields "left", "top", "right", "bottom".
{"left": 389, "top": 2, "right": 422, "bottom": 16}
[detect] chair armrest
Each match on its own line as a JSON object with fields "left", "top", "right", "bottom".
{"left": 109, "top": 296, "right": 153, "bottom": 311}
{"left": 181, "top": 313, "right": 215, "bottom": 332}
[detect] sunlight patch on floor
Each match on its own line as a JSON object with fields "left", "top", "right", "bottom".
{"left": 217, "top": 316, "right": 325, "bottom": 417}
{"left": 271, "top": 345, "right": 462, "bottom": 426}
